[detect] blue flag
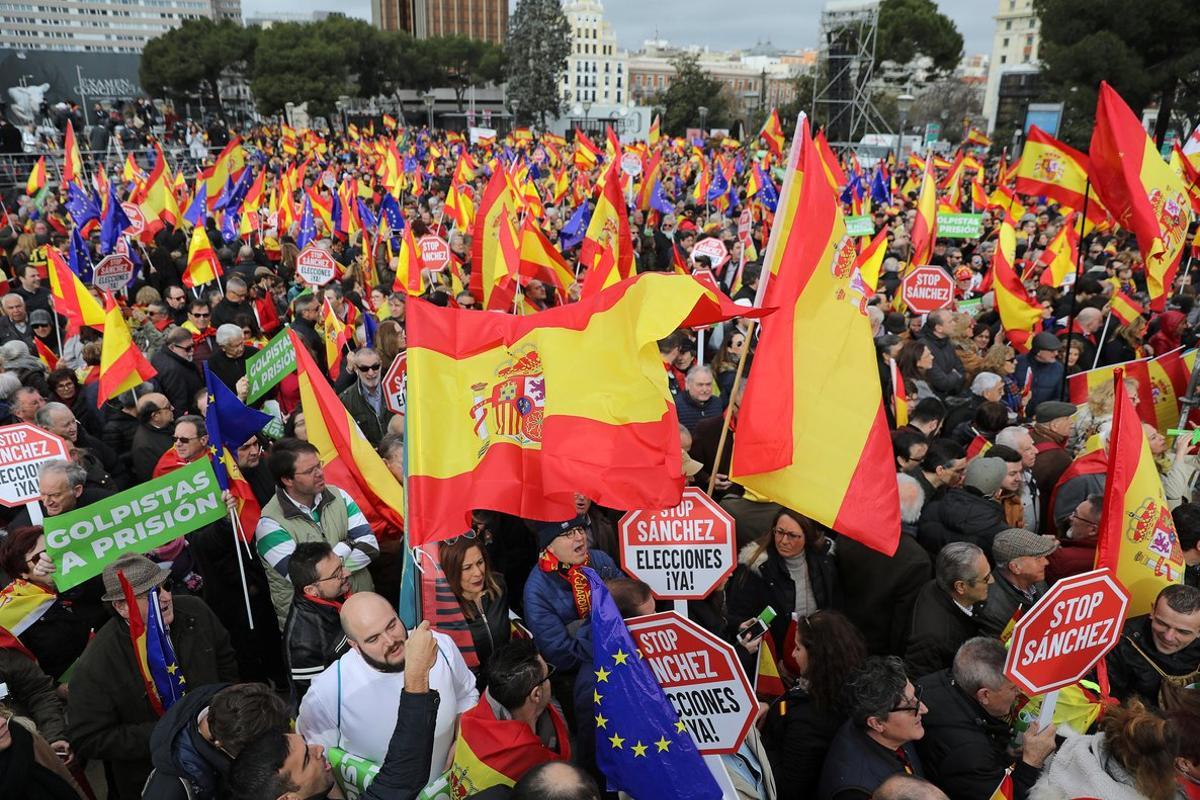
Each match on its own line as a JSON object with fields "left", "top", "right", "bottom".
{"left": 870, "top": 166, "right": 891, "bottom": 206}
{"left": 296, "top": 195, "right": 317, "bottom": 250}
{"left": 69, "top": 227, "right": 94, "bottom": 281}
{"left": 145, "top": 587, "right": 187, "bottom": 712}
{"left": 184, "top": 184, "right": 208, "bottom": 228}
{"left": 706, "top": 168, "right": 729, "bottom": 203}
{"left": 204, "top": 364, "right": 271, "bottom": 457}
{"left": 221, "top": 209, "right": 241, "bottom": 243}
{"left": 758, "top": 169, "right": 779, "bottom": 213}
{"left": 651, "top": 181, "right": 675, "bottom": 215}
{"left": 357, "top": 199, "right": 378, "bottom": 232}
{"left": 65, "top": 183, "right": 100, "bottom": 228}
{"left": 99, "top": 185, "right": 131, "bottom": 256}
{"left": 587, "top": 570, "right": 721, "bottom": 800}
{"left": 363, "top": 312, "right": 378, "bottom": 348}
{"left": 559, "top": 202, "right": 591, "bottom": 251}
{"left": 840, "top": 171, "right": 865, "bottom": 206}
{"left": 330, "top": 191, "right": 343, "bottom": 236}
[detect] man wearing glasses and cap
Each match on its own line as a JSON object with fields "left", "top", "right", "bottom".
{"left": 67, "top": 553, "right": 238, "bottom": 800}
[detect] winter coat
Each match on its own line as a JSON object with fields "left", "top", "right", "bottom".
{"left": 917, "top": 487, "right": 1007, "bottom": 557}
{"left": 132, "top": 421, "right": 176, "bottom": 484}
{"left": 904, "top": 580, "right": 982, "bottom": 678}
{"left": 761, "top": 686, "right": 845, "bottom": 799}
{"left": 919, "top": 327, "right": 966, "bottom": 396}
{"left": 523, "top": 549, "right": 621, "bottom": 672}
{"left": 0, "top": 646, "right": 67, "bottom": 742}
{"left": 142, "top": 683, "right": 230, "bottom": 800}
{"left": 0, "top": 719, "right": 83, "bottom": 800}
{"left": 339, "top": 378, "right": 395, "bottom": 447}
{"left": 1029, "top": 733, "right": 1146, "bottom": 800}
{"left": 675, "top": 390, "right": 723, "bottom": 432}
{"left": 67, "top": 595, "right": 239, "bottom": 800}
{"left": 1106, "top": 613, "right": 1200, "bottom": 707}
{"left": 462, "top": 575, "right": 512, "bottom": 687}
{"left": 151, "top": 347, "right": 203, "bottom": 416}
{"left": 283, "top": 595, "right": 349, "bottom": 703}
{"left": 206, "top": 345, "right": 257, "bottom": 397}
{"left": 102, "top": 410, "right": 140, "bottom": 479}
{"left": 977, "top": 574, "right": 1047, "bottom": 637}
{"left": 1015, "top": 356, "right": 1067, "bottom": 411}
{"left": 1031, "top": 426, "right": 1072, "bottom": 530}
{"left": 916, "top": 668, "right": 1040, "bottom": 800}
{"left": 726, "top": 541, "right": 841, "bottom": 657}
{"left": 817, "top": 720, "right": 925, "bottom": 800}
{"left": 835, "top": 533, "right": 932, "bottom": 656}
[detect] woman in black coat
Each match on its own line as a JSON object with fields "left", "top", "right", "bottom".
{"left": 761, "top": 610, "right": 868, "bottom": 800}
{"left": 439, "top": 534, "right": 511, "bottom": 689}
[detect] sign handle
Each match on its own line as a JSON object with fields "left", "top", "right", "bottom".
{"left": 26, "top": 500, "right": 43, "bottom": 526}
{"left": 673, "top": 599, "right": 688, "bottom": 618}
{"left": 229, "top": 508, "right": 256, "bottom": 631}
{"left": 1037, "top": 689, "right": 1059, "bottom": 730}
{"left": 703, "top": 753, "right": 740, "bottom": 800}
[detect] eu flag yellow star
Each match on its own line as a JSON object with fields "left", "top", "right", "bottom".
{"left": 595, "top": 713, "right": 608, "bottom": 729}
{"left": 608, "top": 733, "right": 625, "bottom": 750}
{"left": 595, "top": 666, "right": 611, "bottom": 683}
{"left": 613, "top": 649, "right": 629, "bottom": 666}
{"left": 593, "top": 689, "right": 603, "bottom": 704}
{"left": 675, "top": 720, "right": 687, "bottom": 733}
{"left": 655, "top": 736, "right": 671, "bottom": 753}
{"left": 166, "top": 663, "right": 178, "bottom": 675}
{"left": 632, "top": 741, "right": 648, "bottom": 757}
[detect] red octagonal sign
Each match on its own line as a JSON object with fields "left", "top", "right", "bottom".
{"left": 295, "top": 246, "right": 337, "bottom": 287}
{"left": 626, "top": 611, "right": 755, "bottom": 755}
{"left": 618, "top": 487, "right": 736, "bottom": 600}
{"left": 901, "top": 265, "right": 955, "bottom": 315}
{"left": 0, "top": 423, "right": 70, "bottom": 507}
{"left": 1004, "top": 567, "right": 1129, "bottom": 696}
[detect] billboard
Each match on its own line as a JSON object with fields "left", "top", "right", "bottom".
{"left": 1, "top": 49, "right": 143, "bottom": 124}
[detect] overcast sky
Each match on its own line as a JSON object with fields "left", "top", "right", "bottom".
{"left": 241, "top": 0, "right": 996, "bottom": 58}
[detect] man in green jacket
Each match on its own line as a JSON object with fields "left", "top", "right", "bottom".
{"left": 337, "top": 348, "right": 394, "bottom": 447}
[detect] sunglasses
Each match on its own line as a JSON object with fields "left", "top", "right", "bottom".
{"left": 444, "top": 530, "right": 479, "bottom": 545}
{"left": 525, "top": 663, "right": 557, "bottom": 696}
{"left": 358, "top": 363, "right": 382, "bottom": 372}
{"left": 173, "top": 435, "right": 198, "bottom": 444}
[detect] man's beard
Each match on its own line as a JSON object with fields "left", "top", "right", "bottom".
{"left": 360, "top": 649, "right": 405, "bottom": 674}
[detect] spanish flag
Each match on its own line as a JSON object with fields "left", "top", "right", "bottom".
{"left": 730, "top": 120, "right": 900, "bottom": 556}
{"left": 908, "top": 155, "right": 938, "bottom": 268}
{"left": 754, "top": 631, "right": 786, "bottom": 701}
{"left": 965, "top": 127, "right": 992, "bottom": 148}
{"left": 760, "top": 108, "right": 785, "bottom": 158}
{"left": 470, "top": 170, "right": 519, "bottom": 312}
{"left": 0, "top": 580, "right": 56, "bottom": 636}
{"left": 574, "top": 130, "right": 601, "bottom": 171}
{"left": 444, "top": 181, "right": 475, "bottom": 231}
{"left": 1109, "top": 290, "right": 1145, "bottom": 325}
{"left": 649, "top": 114, "right": 661, "bottom": 147}
{"left": 25, "top": 156, "right": 46, "bottom": 197}
{"left": 813, "top": 130, "right": 846, "bottom": 191}
{"left": 1090, "top": 81, "right": 1193, "bottom": 311}
{"left": 184, "top": 223, "right": 223, "bottom": 287}
{"left": 855, "top": 226, "right": 889, "bottom": 294}
{"left": 448, "top": 696, "right": 571, "bottom": 798}
{"left": 48, "top": 249, "right": 105, "bottom": 335}
{"left": 392, "top": 224, "right": 424, "bottom": 296}
{"left": 1037, "top": 214, "right": 1080, "bottom": 288}
{"left": 1015, "top": 126, "right": 1108, "bottom": 227}
{"left": 406, "top": 274, "right": 729, "bottom": 545}
{"left": 97, "top": 294, "right": 156, "bottom": 407}
{"left": 993, "top": 214, "right": 1043, "bottom": 353}
{"left": 988, "top": 768, "right": 1014, "bottom": 800}
{"left": 580, "top": 159, "right": 633, "bottom": 290}
{"left": 1067, "top": 348, "right": 1193, "bottom": 435}
{"left": 518, "top": 217, "right": 574, "bottom": 295}
{"left": 1095, "top": 371, "right": 1185, "bottom": 616}
{"left": 321, "top": 298, "right": 351, "bottom": 379}
{"left": 62, "top": 121, "right": 83, "bottom": 186}
{"left": 289, "top": 330, "right": 405, "bottom": 535}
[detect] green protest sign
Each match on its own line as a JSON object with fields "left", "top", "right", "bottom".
{"left": 328, "top": 747, "right": 382, "bottom": 800}
{"left": 958, "top": 297, "right": 983, "bottom": 317}
{"left": 936, "top": 213, "right": 984, "bottom": 239}
{"left": 246, "top": 327, "right": 296, "bottom": 403}
{"left": 46, "top": 459, "right": 225, "bottom": 591}
{"left": 844, "top": 215, "right": 874, "bottom": 237}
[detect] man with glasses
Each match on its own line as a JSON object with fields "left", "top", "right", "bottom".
{"left": 447, "top": 639, "right": 570, "bottom": 796}
{"left": 818, "top": 655, "right": 929, "bottom": 798}
{"left": 132, "top": 392, "right": 177, "bottom": 483}
{"left": 212, "top": 275, "right": 251, "bottom": 329}
{"left": 1047, "top": 494, "right": 1104, "bottom": 583}
{"left": 282, "top": 542, "right": 353, "bottom": 702}
{"left": 906, "top": 542, "right": 992, "bottom": 678}
{"left": 256, "top": 438, "right": 380, "bottom": 627}
{"left": 68, "top": 553, "right": 238, "bottom": 800}
{"left": 153, "top": 327, "right": 205, "bottom": 416}
{"left": 182, "top": 299, "right": 217, "bottom": 363}
{"left": 153, "top": 414, "right": 211, "bottom": 478}
{"left": 338, "top": 347, "right": 394, "bottom": 447}
{"left": 164, "top": 284, "right": 189, "bottom": 325}
{"left": 297, "top": 593, "right": 478, "bottom": 781}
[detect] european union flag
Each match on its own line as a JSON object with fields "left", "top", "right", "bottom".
{"left": 758, "top": 170, "right": 779, "bottom": 214}
{"left": 204, "top": 364, "right": 271, "bottom": 458}
{"left": 296, "top": 195, "right": 317, "bottom": 250}
{"left": 145, "top": 587, "right": 186, "bottom": 711}
{"left": 363, "top": 312, "right": 379, "bottom": 348}
{"left": 559, "top": 202, "right": 591, "bottom": 251}
{"left": 870, "top": 166, "right": 891, "bottom": 206}
{"left": 65, "top": 183, "right": 100, "bottom": 228}
{"left": 707, "top": 168, "right": 729, "bottom": 203}
{"left": 184, "top": 184, "right": 208, "bottom": 228}
{"left": 69, "top": 228, "right": 94, "bottom": 282}
{"left": 587, "top": 570, "right": 721, "bottom": 800}
{"left": 651, "top": 181, "right": 675, "bottom": 215}
{"left": 357, "top": 198, "right": 378, "bottom": 232}
{"left": 99, "top": 185, "right": 131, "bottom": 255}
{"left": 840, "top": 171, "right": 865, "bottom": 206}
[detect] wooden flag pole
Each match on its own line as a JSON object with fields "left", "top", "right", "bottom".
{"left": 705, "top": 317, "right": 758, "bottom": 496}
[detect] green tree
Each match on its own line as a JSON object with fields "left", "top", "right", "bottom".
{"left": 250, "top": 20, "right": 352, "bottom": 117}
{"left": 424, "top": 35, "right": 506, "bottom": 112}
{"left": 653, "top": 53, "right": 732, "bottom": 136}
{"left": 1034, "top": 0, "right": 1200, "bottom": 148}
{"left": 876, "top": 0, "right": 963, "bottom": 83}
{"left": 140, "top": 18, "right": 256, "bottom": 113}
{"left": 505, "top": 0, "right": 571, "bottom": 126}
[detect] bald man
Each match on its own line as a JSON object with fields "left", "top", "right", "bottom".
{"left": 131, "top": 392, "right": 176, "bottom": 483}
{"left": 873, "top": 775, "right": 950, "bottom": 800}
{"left": 1070, "top": 306, "right": 1104, "bottom": 367}
{"left": 296, "top": 593, "right": 479, "bottom": 780}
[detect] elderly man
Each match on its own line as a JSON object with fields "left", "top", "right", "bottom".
{"left": 1106, "top": 584, "right": 1200, "bottom": 707}
{"left": 8, "top": 385, "right": 44, "bottom": 424}
{"left": 996, "top": 425, "right": 1042, "bottom": 533}
{"left": 131, "top": 392, "right": 176, "bottom": 483}
{"left": 942, "top": 373, "right": 1005, "bottom": 436}
{"left": 208, "top": 323, "right": 258, "bottom": 395}
{"left": 152, "top": 414, "right": 210, "bottom": 477}
{"left": 977, "top": 529, "right": 1056, "bottom": 637}
{"left": 1015, "top": 332, "right": 1066, "bottom": 410}
{"left": 1046, "top": 494, "right": 1103, "bottom": 584}
{"left": 297, "top": 593, "right": 478, "bottom": 779}
{"left": 0, "top": 291, "right": 34, "bottom": 347}
{"left": 7, "top": 459, "right": 112, "bottom": 527}
{"left": 36, "top": 400, "right": 120, "bottom": 489}
{"left": 919, "top": 310, "right": 965, "bottom": 397}
{"left": 68, "top": 553, "right": 238, "bottom": 800}
{"left": 290, "top": 294, "right": 325, "bottom": 368}
{"left": 152, "top": 327, "right": 204, "bottom": 416}
{"left": 1067, "top": 306, "right": 1104, "bottom": 367}
{"left": 905, "top": 542, "right": 993, "bottom": 678}
{"left": 212, "top": 275, "right": 251, "bottom": 329}
{"left": 917, "top": 638, "right": 1057, "bottom": 800}
{"left": 339, "top": 348, "right": 394, "bottom": 447}
{"left": 674, "top": 365, "right": 722, "bottom": 432}
{"left": 917, "top": 457, "right": 1008, "bottom": 556}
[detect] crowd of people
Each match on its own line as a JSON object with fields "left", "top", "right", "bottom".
{"left": 0, "top": 105, "right": 1198, "bottom": 800}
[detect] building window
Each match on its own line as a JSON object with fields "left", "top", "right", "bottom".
{"left": 1000, "top": 55, "right": 1007, "bottom": 63}
{"left": 1005, "top": 20, "right": 1011, "bottom": 29}
{"left": 1002, "top": 37, "right": 1009, "bottom": 47}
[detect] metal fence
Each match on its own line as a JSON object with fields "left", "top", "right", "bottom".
{"left": 0, "top": 144, "right": 198, "bottom": 195}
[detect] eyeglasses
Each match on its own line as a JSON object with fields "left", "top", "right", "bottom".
{"left": 525, "top": 663, "right": 557, "bottom": 696}
{"left": 556, "top": 527, "right": 588, "bottom": 540}
{"left": 358, "top": 363, "right": 382, "bottom": 372}
{"left": 173, "top": 435, "right": 198, "bottom": 444}
{"left": 190, "top": 312, "right": 210, "bottom": 318}
{"left": 174, "top": 343, "right": 195, "bottom": 352}
{"left": 444, "top": 530, "right": 478, "bottom": 545}
{"left": 967, "top": 570, "right": 994, "bottom": 586}
{"left": 771, "top": 527, "right": 804, "bottom": 542}
{"left": 1070, "top": 514, "right": 1100, "bottom": 528}
{"left": 890, "top": 684, "right": 923, "bottom": 715}
{"left": 314, "top": 564, "right": 348, "bottom": 584}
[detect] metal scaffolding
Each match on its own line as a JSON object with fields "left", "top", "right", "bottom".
{"left": 811, "top": 0, "right": 894, "bottom": 148}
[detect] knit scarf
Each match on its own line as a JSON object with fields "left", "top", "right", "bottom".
{"left": 538, "top": 549, "right": 591, "bottom": 619}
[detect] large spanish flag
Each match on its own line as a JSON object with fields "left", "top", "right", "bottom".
{"left": 908, "top": 155, "right": 938, "bottom": 268}
{"left": 1067, "top": 348, "right": 1194, "bottom": 434}
{"left": 48, "top": 249, "right": 105, "bottom": 335}
{"left": 1095, "top": 371, "right": 1185, "bottom": 616}
{"left": 406, "top": 274, "right": 723, "bottom": 545}
{"left": 448, "top": 699, "right": 571, "bottom": 798}
{"left": 992, "top": 214, "right": 1043, "bottom": 353}
{"left": 289, "top": 330, "right": 405, "bottom": 536}
{"left": 1015, "top": 126, "right": 1108, "bottom": 226}
{"left": 1090, "top": 81, "right": 1193, "bottom": 311}
{"left": 758, "top": 114, "right": 805, "bottom": 299}
{"left": 729, "top": 120, "right": 900, "bottom": 556}
{"left": 97, "top": 294, "right": 156, "bottom": 407}
{"left": 470, "top": 169, "right": 519, "bottom": 311}
{"left": 1037, "top": 214, "right": 1080, "bottom": 288}
{"left": 580, "top": 158, "right": 633, "bottom": 290}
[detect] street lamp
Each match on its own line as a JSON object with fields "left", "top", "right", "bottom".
{"left": 510, "top": 97, "right": 520, "bottom": 128}
{"left": 896, "top": 91, "right": 915, "bottom": 160}
{"left": 582, "top": 99, "right": 592, "bottom": 132}
{"left": 422, "top": 92, "right": 436, "bottom": 130}
{"left": 698, "top": 105, "right": 709, "bottom": 135}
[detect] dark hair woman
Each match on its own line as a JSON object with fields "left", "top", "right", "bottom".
{"left": 439, "top": 533, "right": 511, "bottom": 689}
{"left": 761, "top": 610, "right": 868, "bottom": 799}
{"left": 46, "top": 367, "right": 102, "bottom": 437}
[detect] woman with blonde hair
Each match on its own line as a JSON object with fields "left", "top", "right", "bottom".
{"left": 1099, "top": 315, "right": 1150, "bottom": 365}
{"left": 977, "top": 343, "right": 1022, "bottom": 417}
{"left": 1069, "top": 376, "right": 1140, "bottom": 455}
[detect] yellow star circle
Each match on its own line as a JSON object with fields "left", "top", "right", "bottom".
{"left": 609, "top": 733, "right": 625, "bottom": 750}
{"left": 595, "top": 666, "right": 611, "bottom": 683}
{"left": 655, "top": 736, "right": 671, "bottom": 753}
{"left": 632, "top": 741, "right": 648, "bottom": 758}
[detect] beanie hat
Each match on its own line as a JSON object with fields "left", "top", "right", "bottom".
{"left": 963, "top": 457, "right": 1006, "bottom": 496}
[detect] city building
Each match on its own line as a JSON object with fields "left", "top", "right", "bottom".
{"left": 559, "top": 0, "right": 627, "bottom": 108}
{"left": 982, "top": 0, "right": 1041, "bottom": 131}
{"left": 244, "top": 10, "right": 337, "bottom": 28}
{"left": 372, "top": 0, "right": 506, "bottom": 45}
{"left": 0, "top": 0, "right": 240, "bottom": 54}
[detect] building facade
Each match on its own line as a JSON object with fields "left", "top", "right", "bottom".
{"left": 0, "top": 0, "right": 239, "bottom": 54}
{"left": 982, "top": 0, "right": 1041, "bottom": 130}
{"left": 559, "top": 0, "right": 626, "bottom": 107}
{"left": 373, "top": 0, "right": 505, "bottom": 44}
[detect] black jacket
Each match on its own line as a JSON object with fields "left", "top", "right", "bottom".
{"left": 917, "top": 487, "right": 1007, "bottom": 557}
{"left": 132, "top": 421, "right": 176, "bottom": 484}
{"left": 762, "top": 686, "right": 845, "bottom": 799}
{"left": 338, "top": 378, "right": 395, "bottom": 447}
{"left": 817, "top": 720, "right": 925, "bottom": 800}
{"left": 1106, "top": 613, "right": 1200, "bottom": 707}
{"left": 904, "top": 580, "right": 982, "bottom": 678}
{"left": 143, "top": 683, "right": 230, "bottom": 800}
{"left": 283, "top": 594, "right": 349, "bottom": 703}
{"left": 291, "top": 317, "right": 325, "bottom": 370}
{"left": 207, "top": 345, "right": 257, "bottom": 396}
{"left": 464, "top": 577, "right": 512, "bottom": 688}
{"left": 919, "top": 327, "right": 965, "bottom": 396}
{"left": 210, "top": 298, "right": 250, "bottom": 330}
{"left": 915, "top": 669, "right": 1040, "bottom": 800}
{"left": 102, "top": 410, "right": 140, "bottom": 479}
{"left": 151, "top": 347, "right": 203, "bottom": 416}
{"left": 835, "top": 533, "right": 932, "bottom": 656}
{"left": 977, "top": 574, "right": 1046, "bottom": 638}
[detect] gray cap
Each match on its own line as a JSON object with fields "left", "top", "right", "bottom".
{"left": 1030, "top": 332, "right": 1062, "bottom": 354}
{"left": 29, "top": 309, "right": 52, "bottom": 326}
{"left": 993, "top": 528, "right": 1059, "bottom": 566}
{"left": 963, "top": 457, "right": 1006, "bottom": 496}
{"left": 1035, "top": 401, "right": 1077, "bottom": 423}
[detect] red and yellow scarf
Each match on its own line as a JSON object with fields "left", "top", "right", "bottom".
{"left": 538, "top": 549, "right": 591, "bottom": 619}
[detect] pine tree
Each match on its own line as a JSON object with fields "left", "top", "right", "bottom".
{"left": 505, "top": 0, "right": 571, "bottom": 127}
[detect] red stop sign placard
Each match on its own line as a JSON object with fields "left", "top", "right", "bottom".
{"left": 418, "top": 235, "right": 451, "bottom": 270}
{"left": 627, "top": 611, "right": 756, "bottom": 755}
{"left": 618, "top": 488, "right": 736, "bottom": 600}
{"left": 383, "top": 352, "right": 407, "bottom": 415}
{"left": 0, "top": 423, "right": 70, "bottom": 506}
{"left": 295, "top": 246, "right": 337, "bottom": 286}
{"left": 1004, "top": 568, "right": 1129, "bottom": 696}
{"left": 901, "top": 265, "right": 955, "bottom": 314}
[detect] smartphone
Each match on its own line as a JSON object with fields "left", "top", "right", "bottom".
{"left": 739, "top": 605, "right": 777, "bottom": 643}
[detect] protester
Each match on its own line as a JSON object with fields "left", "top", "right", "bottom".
{"left": 338, "top": 347, "right": 394, "bottom": 447}
{"left": 907, "top": 439, "right": 967, "bottom": 504}
{"left": 1105, "top": 584, "right": 1200, "bottom": 707}
{"left": 152, "top": 327, "right": 204, "bottom": 417}
{"left": 905, "top": 542, "right": 991, "bottom": 678}
{"left": 917, "top": 457, "right": 1008, "bottom": 555}
{"left": 977, "top": 529, "right": 1054, "bottom": 636}
{"left": 440, "top": 535, "right": 512, "bottom": 688}
{"left": 282, "top": 541, "right": 351, "bottom": 703}
{"left": 674, "top": 365, "right": 722, "bottom": 432}
{"left": 1045, "top": 494, "right": 1103, "bottom": 583}
{"left": 132, "top": 391, "right": 177, "bottom": 483}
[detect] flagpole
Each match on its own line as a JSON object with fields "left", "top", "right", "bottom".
{"left": 706, "top": 317, "right": 758, "bottom": 496}
{"left": 228, "top": 508, "right": 256, "bottom": 630}
{"left": 1059, "top": 180, "right": 1092, "bottom": 400}
{"left": 1091, "top": 313, "right": 1113, "bottom": 371}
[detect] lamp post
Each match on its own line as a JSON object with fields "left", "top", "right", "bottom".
{"left": 510, "top": 97, "right": 520, "bottom": 129}
{"left": 582, "top": 99, "right": 592, "bottom": 133}
{"left": 896, "top": 91, "right": 915, "bottom": 160}
{"left": 422, "top": 92, "right": 436, "bottom": 130}
{"left": 698, "top": 105, "right": 709, "bottom": 136}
